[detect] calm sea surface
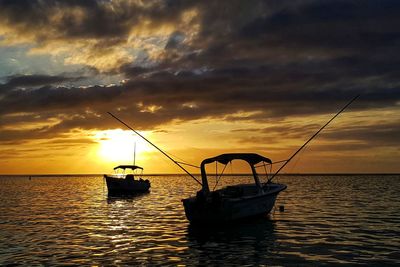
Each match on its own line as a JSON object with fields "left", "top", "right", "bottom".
{"left": 0, "top": 174, "right": 399, "bottom": 266}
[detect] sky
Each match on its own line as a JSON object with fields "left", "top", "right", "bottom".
{"left": 0, "top": 0, "right": 399, "bottom": 174}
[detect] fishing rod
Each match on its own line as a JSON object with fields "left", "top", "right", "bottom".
{"left": 267, "top": 95, "right": 360, "bottom": 183}
{"left": 255, "top": 159, "right": 289, "bottom": 168}
{"left": 107, "top": 112, "right": 203, "bottom": 186}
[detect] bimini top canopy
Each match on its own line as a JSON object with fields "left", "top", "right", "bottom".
{"left": 201, "top": 153, "right": 272, "bottom": 166}
{"left": 113, "top": 165, "right": 143, "bottom": 170}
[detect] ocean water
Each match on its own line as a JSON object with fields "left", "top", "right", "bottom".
{"left": 0, "top": 174, "right": 399, "bottom": 266}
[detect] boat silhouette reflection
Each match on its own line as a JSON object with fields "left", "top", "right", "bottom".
{"left": 186, "top": 216, "right": 278, "bottom": 265}
{"left": 106, "top": 191, "right": 150, "bottom": 203}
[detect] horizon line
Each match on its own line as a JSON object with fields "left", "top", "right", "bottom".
{"left": 1, "top": 173, "right": 399, "bottom": 177}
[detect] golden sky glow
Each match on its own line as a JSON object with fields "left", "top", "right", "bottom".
{"left": 1, "top": 107, "right": 399, "bottom": 174}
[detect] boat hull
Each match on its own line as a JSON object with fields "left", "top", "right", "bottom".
{"left": 104, "top": 175, "right": 150, "bottom": 195}
{"left": 182, "top": 183, "right": 286, "bottom": 224}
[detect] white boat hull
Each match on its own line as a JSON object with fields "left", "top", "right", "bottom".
{"left": 182, "top": 183, "right": 286, "bottom": 224}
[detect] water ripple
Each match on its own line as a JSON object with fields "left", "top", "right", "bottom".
{"left": 0, "top": 175, "right": 399, "bottom": 266}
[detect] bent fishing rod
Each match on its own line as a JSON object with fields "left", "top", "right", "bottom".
{"left": 107, "top": 112, "right": 203, "bottom": 186}
{"left": 267, "top": 95, "right": 360, "bottom": 183}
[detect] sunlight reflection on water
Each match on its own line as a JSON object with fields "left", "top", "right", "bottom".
{"left": 0, "top": 175, "right": 399, "bottom": 265}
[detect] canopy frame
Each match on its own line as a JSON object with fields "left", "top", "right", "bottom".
{"left": 113, "top": 165, "right": 143, "bottom": 170}
{"left": 200, "top": 153, "right": 271, "bottom": 194}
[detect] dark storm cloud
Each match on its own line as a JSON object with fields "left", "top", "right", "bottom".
{"left": 0, "top": 0, "right": 400, "bottom": 146}
{"left": 0, "top": 84, "right": 121, "bottom": 114}
{"left": 0, "top": 75, "right": 85, "bottom": 91}
{"left": 233, "top": 119, "right": 400, "bottom": 153}
{"left": 322, "top": 124, "right": 400, "bottom": 147}
{"left": 0, "top": 0, "right": 196, "bottom": 40}
{"left": 0, "top": 70, "right": 398, "bottom": 130}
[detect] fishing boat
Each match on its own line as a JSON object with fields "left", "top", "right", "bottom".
{"left": 104, "top": 165, "right": 150, "bottom": 195}
{"left": 182, "top": 153, "right": 287, "bottom": 223}
{"left": 107, "top": 95, "right": 358, "bottom": 223}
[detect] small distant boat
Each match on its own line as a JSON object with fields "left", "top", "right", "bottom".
{"left": 104, "top": 165, "right": 150, "bottom": 195}
{"left": 182, "top": 153, "right": 287, "bottom": 224}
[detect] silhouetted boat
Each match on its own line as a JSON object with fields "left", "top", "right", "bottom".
{"left": 182, "top": 153, "right": 286, "bottom": 224}
{"left": 106, "top": 95, "right": 358, "bottom": 223}
{"left": 104, "top": 165, "right": 150, "bottom": 195}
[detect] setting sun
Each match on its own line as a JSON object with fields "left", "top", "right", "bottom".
{"left": 94, "top": 129, "right": 151, "bottom": 164}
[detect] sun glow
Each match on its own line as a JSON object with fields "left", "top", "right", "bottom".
{"left": 94, "top": 129, "right": 151, "bottom": 164}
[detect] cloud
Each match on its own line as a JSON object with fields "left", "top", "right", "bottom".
{"left": 321, "top": 123, "right": 400, "bottom": 148}
{"left": 0, "top": 70, "right": 398, "bottom": 151}
{"left": 0, "top": 0, "right": 199, "bottom": 71}
{"left": 2, "top": 0, "right": 400, "bottom": 75}
{"left": 0, "top": 74, "right": 85, "bottom": 91}
{"left": 233, "top": 116, "right": 400, "bottom": 154}
{"left": 0, "top": 0, "right": 399, "bottom": 153}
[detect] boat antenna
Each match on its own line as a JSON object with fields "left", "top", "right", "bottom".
{"left": 107, "top": 112, "right": 202, "bottom": 186}
{"left": 267, "top": 95, "right": 360, "bottom": 183}
{"left": 133, "top": 140, "right": 136, "bottom": 166}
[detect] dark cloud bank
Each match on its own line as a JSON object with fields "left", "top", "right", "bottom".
{"left": 0, "top": 0, "right": 399, "bottom": 147}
